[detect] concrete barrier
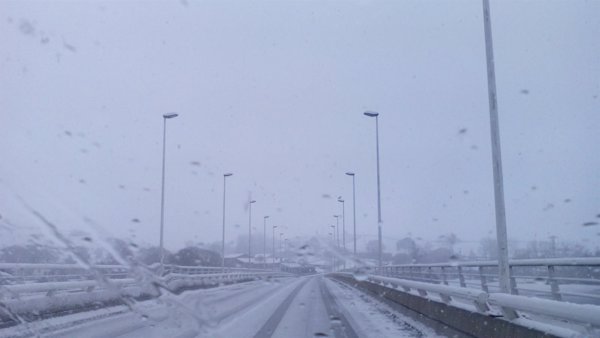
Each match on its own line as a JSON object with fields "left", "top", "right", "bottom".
{"left": 331, "top": 273, "right": 565, "bottom": 338}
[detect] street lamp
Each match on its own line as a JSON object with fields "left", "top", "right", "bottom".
{"left": 263, "top": 216, "right": 269, "bottom": 269}
{"left": 329, "top": 224, "right": 336, "bottom": 270}
{"left": 482, "top": 0, "right": 510, "bottom": 293}
{"left": 279, "top": 232, "right": 284, "bottom": 257}
{"left": 364, "top": 110, "right": 383, "bottom": 268}
{"left": 333, "top": 215, "right": 340, "bottom": 248}
{"left": 159, "top": 112, "right": 178, "bottom": 271}
{"left": 328, "top": 232, "right": 334, "bottom": 271}
{"left": 248, "top": 200, "right": 256, "bottom": 264}
{"left": 279, "top": 232, "right": 284, "bottom": 271}
{"left": 329, "top": 225, "right": 336, "bottom": 244}
{"left": 346, "top": 172, "right": 357, "bottom": 255}
{"left": 338, "top": 197, "right": 346, "bottom": 251}
{"left": 221, "top": 173, "right": 233, "bottom": 269}
{"left": 272, "top": 225, "right": 278, "bottom": 267}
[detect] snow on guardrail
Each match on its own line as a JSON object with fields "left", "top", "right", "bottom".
{"left": 0, "top": 264, "right": 291, "bottom": 325}
{"left": 339, "top": 272, "right": 600, "bottom": 336}
{"left": 369, "top": 257, "right": 600, "bottom": 304}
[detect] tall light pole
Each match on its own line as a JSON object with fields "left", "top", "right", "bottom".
{"left": 333, "top": 215, "right": 340, "bottom": 248}
{"left": 263, "top": 216, "right": 269, "bottom": 269}
{"left": 364, "top": 111, "right": 383, "bottom": 268}
{"left": 338, "top": 198, "right": 346, "bottom": 251}
{"left": 221, "top": 173, "right": 233, "bottom": 269}
{"left": 159, "top": 112, "right": 178, "bottom": 271}
{"left": 329, "top": 225, "right": 336, "bottom": 270}
{"left": 272, "top": 225, "right": 278, "bottom": 266}
{"left": 329, "top": 225, "right": 336, "bottom": 244}
{"left": 482, "top": 0, "right": 510, "bottom": 293}
{"left": 328, "top": 232, "right": 334, "bottom": 272}
{"left": 279, "top": 232, "right": 284, "bottom": 265}
{"left": 248, "top": 200, "right": 256, "bottom": 264}
{"left": 346, "top": 172, "right": 357, "bottom": 255}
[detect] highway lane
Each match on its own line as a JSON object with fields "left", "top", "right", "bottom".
{"left": 3, "top": 275, "right": 438, "bottom": 338}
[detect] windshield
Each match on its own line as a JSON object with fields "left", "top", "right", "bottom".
{"left": 1, "top": 1, "right": 599, "bottom": 337}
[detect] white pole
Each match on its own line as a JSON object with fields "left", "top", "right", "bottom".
{"left": 341, "top": 201, "right": 346, "bottom": 250}
{"left": 248, "top": 201, "right": 254, "bottom": 264}
{"left": 272, "top": 226, "right": 277, "bottom": 267}
{"left": 482, "top": 0, "right": 511, "bottom": 293}
{"left": 375, "top": 116, "right": 383, "bottom": 268}
{"left": 159, "top": 113, "right": 178, "bottom": 272}
{"left": 263, "top": 216, "right": 268, "bottom": 269}
{"left": 221, "top": 174, "right": 232, "bottom": 269}
{"left": 352, "top": 175, "right": 357, "bottom": 255}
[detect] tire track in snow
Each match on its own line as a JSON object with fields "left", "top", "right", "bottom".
{"left": 253, "top": 278, "right": 310, "bottom": 338}
{"left": 318, "top": 277, "right": 360, "bottom": 338}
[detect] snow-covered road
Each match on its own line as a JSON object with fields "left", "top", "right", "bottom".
{"left": 1, "top": 275, "right": 440, "bottom": 338}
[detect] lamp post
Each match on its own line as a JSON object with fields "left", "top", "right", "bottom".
{"left": 159, "top": 112, "right": 178, "bottom": 272}
{"left": 329, "top": 225, "right": 336, "bottom": 244}
{"left": 279, "top": 232, "right": 283, "bottom": 252}
{"left": 279, "top": 232, "right": 284, "bottom": 268}
{"left": 221, "top": 173, "right": 233, "bottom": 269}
{"left": 263, "top": 216, "right": 269, "bottom": 269}
{"left": 329, "top": 225, "right": 336, "bottom": 270}
{"left": 346, "top": 172, "right": 357, "bottom": 255}
{"left": 328, "top": 232, "right": 334, "bottom": 272}
{"left": 364, "top": 111, "right": 383, "bottom": 268}
{"left": 333, "top": 215, "right": 340, "bottom": 248}
{"left": 248, "top": 200, "right": 256, "bottom": 264}
{"left": 338, "top": 198, "right": 346, "bottom": 251}
{"left": 272, "top": 225, "right": 278, "bottom": 267}
{"left": 482, "top": 0, "right": 510, "bottom": 293}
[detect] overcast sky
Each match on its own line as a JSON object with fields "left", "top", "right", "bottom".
{"left": 1, "top": 0, "right": 599, "bottom": 253}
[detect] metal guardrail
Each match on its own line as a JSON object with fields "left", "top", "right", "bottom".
{"left": 0, "top": 263, "right": 290, "bottom": 326}
{"left": 0, "top": 263, "right": 131, "bottom": 284}
{"left": 340, "top": 273, "right": 600, "bottom": 336}
{"left": 370, "top": 257, "right": 600, "bottom": 305}
{"left": 0, "top": 263, "right": 283, "bottom": 285}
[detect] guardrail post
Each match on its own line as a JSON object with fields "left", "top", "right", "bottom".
{"left": 440, "top": 293, "right": 452, "bottom": 303}
{"left": 474, "top": 293, "right": 490, "bottom": 313}
{"left": 509, "top": 266, "right": 518, "bottom": 295}
{"left": 500, "top": 306, "right": 519, "bottom": 320}
{"left": 547, "top": 265, "right": 562, "bottom": 301}
{"left": 457, "top": 266, "right": 466, "bottom": 287}
{"left": 441, "top": 267, "right": 448, "bottom": 285}
{"left": 479, "top": 266, "right": 489, "bottom": 292}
